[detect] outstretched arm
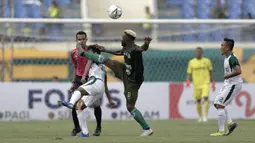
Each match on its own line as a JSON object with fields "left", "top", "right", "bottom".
{"left": 81, "top": 60, "right": 92, "bottom": 83}
{"left": 105, "top": 49, "right": 123, "bottom": 56}
{"left": 92, "top": 44, "right": 123, "bottom": 56}
{"left": 134, "top": 37, "right": 152, "bottom": 52}
{"left": 83, "top": 60, "right": 92, "bottom": 77}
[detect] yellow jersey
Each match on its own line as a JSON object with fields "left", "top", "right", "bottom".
{"left": 187, "top": 57, "right": 213, "bottom": 87}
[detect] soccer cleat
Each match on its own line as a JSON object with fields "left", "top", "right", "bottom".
{"left": 226, "top": 122, "right": 237, "bottom": 136}
{"left": 140, "top": 128, "right": 153, "bottom": 136}
{"left": 71, "top": 128, "right": 81, "bottom": 136}
{"left": 203, "top": 117, "right": 208, "bottom": 122}
{"left": 93, "top": 127, "right": 101, "bottom": 136}
{"left": 76, "top": 132, "right": 90, "bottom": 138}
{"left": 210, "top": 131, "right": 227, "bottom": 136}
{"left": 58, "top": 100, "right": 74, "bottom": 109}
{"left": 197, "top": 118, "right": 202, "bottom": 123}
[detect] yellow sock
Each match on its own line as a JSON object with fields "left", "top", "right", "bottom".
{"left": 196, "top": 102, "right": 202, "bottom": 119}
{"left": 204, "top": 100, "right": 209, "bottom": 117}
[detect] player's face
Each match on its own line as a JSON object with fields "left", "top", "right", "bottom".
{"left": 121, "top": 34, "right": 130, "bottom": 47}
{"left": 195, "top": 49, "right": 202, "bottom": 59}
{"left": 221, "top": 41, "right": 227, "bottom": 55}
{"left": 76, "top": 34, "right": 87, "bottom": 47}
{"left": 121, "top": 34, "right": 127, "bottom": 47}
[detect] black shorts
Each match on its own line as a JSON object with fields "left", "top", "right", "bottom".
{"left": 73, "top": 75, "right": 83, "bottom": 89}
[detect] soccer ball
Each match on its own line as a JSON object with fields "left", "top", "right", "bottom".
{"left": 107, "top": 5, "right": 122, "bottom": 19}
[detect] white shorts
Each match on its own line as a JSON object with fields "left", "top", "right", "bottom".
{"left": 80, "top": 77, "right": 105, "bottom": 107}
{"left": 214, "top": 83, "right": 242, "bottom": 106}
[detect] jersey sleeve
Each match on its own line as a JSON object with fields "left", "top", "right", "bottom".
{"left": 132, "top": 46, "right": 143, "bottom": 53}
{"left": 229, "top": 56, "right": 240, "bottom": 69}
{"left": 207, "top": 59, "right": 213, "bottom": 71}
{"left": 187, "top": 60, "right": 192, "bottom": 74}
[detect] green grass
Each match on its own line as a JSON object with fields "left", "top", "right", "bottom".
{"left": 0, "top": 120, "right": 254, "bottom": 143}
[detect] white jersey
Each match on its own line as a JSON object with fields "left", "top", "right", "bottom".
{"left": 80, "top": 63, "right": 106, "bottom": 107}
{"left": 88, "top": 63, "right": 106, "bottom": 81}
{"left": 224, "top": 53, "right": 243, "bottom": 85}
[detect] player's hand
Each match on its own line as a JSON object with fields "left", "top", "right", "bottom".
{"left": 69, "top": 83, "right": 76, "bottom": 93}
{"left": 81, "top": 75, "right": 86, "bottom": 84}
{"left": 144, "top": 37, "right": 152, "bottom": 45}
{"left": 108, "top": 100, "right": 117, "bottom": 108}
{"left": 212, "top": 81, "right": 216, "bottom": 91}
{"left": 76, "top": 41, "right": 82, "bottom": 49}
{"left": 186, "top": 79, "right": 190, "bottom": 87}
{"left": 76, "top": 41, "right": 83, "bottom": 56}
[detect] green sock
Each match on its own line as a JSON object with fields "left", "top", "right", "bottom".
{"left": 81, "top": 52, "right": 108, "bottom": 63}
{"left": 131, "top": 108, "right": 150, "bottom": 130}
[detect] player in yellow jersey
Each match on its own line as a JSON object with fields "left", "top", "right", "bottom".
{"left": 186, "top": 47, "right": 215, "bottom": 122}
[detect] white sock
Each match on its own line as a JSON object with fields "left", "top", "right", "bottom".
{"left": 77, "top": 109, "right": 89, "bottom": 134}
{"left": 217, "top": 109, "right": 226, "bottom": 132}
{"left": 224, "top": 108, "right": 233, "bottom": 124}
{"left": 70, "top": 91, "right": 82, "bottom": 105}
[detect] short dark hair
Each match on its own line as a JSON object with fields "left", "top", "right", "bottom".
{"left": 224, "top": 38, "right": 234, "bottom": 51}
{"left": 196, "top": 47, "right": 203, "bottom": 52}
{"left": 52, "top": 1, "right": 58, "bottom": 6}
{"left": 76, "top": 31, "right": 87, "bottom": 40}
{"left": 88, "top": 45, "right": 101, "bottom": 54}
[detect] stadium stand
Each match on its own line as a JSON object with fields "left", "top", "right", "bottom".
{"left": 1, "top": 0, "right": 254, "bottom": 42}
{"left": 156, "top": 0, "right": 255, "bottom": 42}
{"left": 0, "top": 0, "right": 82, "bottom": 41}
{"left": 1, "top": 0, "right": 255, "bottom": 82}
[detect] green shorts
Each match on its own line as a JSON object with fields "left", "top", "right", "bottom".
{"left": 111, "top": 61, "right": 142, "bottom": 105}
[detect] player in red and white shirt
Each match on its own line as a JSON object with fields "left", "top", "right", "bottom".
{"left": 69, "top": 31, "right": 102, "bottom": 136}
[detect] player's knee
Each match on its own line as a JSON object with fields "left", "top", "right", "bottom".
{"left": 76, "top": 99, "right": 87, "bottom": 110}
{"left": 196, "top": 99, "right": 201, "bottom": 103}
{"left": 94, "top": 105, "right": 101, "bottom": 109}
{"left": 214, "top": 104, "right": 225, "bottom": 109}
{"left": 126, "top": 104, "right": 135, "bottom": 112}
{"left": 78, "top": 87, "right": 89, "bottom": 95}
{"left": 203, "top": 97, "right": 208, "bottom": 101}
{"left": 93, "top": 102, "right": 101, "bottom": 108}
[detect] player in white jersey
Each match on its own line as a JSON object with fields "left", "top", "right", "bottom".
{"left": 210, "top": 38, "right": 242, "bottom": 137}
{"left": 58, "top": 45, "right": 116, "bottom": 138}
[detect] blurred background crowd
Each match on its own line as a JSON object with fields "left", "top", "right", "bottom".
{"left": 0, "top": 0, "right": 254, "bottom": 42}
{"left": 0, "top": 0, "right": 254, "bottom": 83}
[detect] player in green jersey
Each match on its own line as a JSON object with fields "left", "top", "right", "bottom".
{"left": 76, "top": 30, "right": 153, "bottom": 136}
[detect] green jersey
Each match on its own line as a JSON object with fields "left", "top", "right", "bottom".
{"left": 122, "top": 44, "right": 144, "bottom": 83}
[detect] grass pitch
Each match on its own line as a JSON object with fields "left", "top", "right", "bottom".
{"left": 0, "top": 120, "right": 254, "bottom": 143}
